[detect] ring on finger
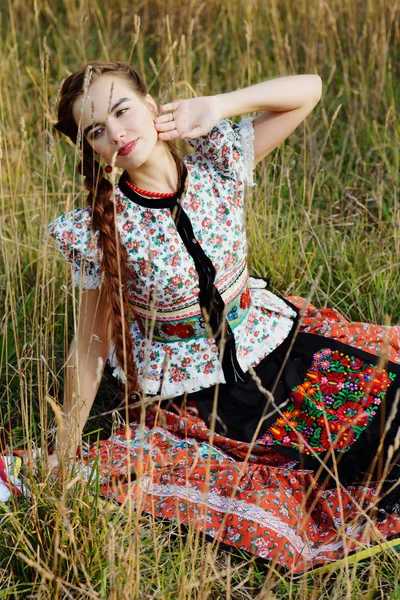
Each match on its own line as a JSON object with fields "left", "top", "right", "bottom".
{"left": 170, "top": 111, "right": 175, "bottom": 121}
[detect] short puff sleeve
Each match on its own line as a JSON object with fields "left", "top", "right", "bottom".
{"left": 48, "top": 208, "right": 102, "bottom": 289}
{"left": 185, "top": 117, "right": 256, "bottom": 187}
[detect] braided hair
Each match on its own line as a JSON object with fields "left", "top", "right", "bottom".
{"left": 54, "top": 61, "right": 184, "bottom": 399}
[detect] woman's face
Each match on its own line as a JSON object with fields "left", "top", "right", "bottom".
{"left": 72, "top": 73, "right": 159, "bottom": 169}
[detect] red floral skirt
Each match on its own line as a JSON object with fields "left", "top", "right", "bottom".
{"left": 81, "top": 298, "right": 400, "bottom": 574}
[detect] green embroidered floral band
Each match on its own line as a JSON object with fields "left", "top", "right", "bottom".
{"left": 134, "top": 284, "right": 251, "bottom": 343}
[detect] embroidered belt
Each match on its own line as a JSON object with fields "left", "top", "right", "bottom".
{"left": 133, "top": 269, "right": 251, "bottom": 343}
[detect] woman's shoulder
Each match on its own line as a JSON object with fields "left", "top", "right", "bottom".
{"left": 184, "top": 118, "right": 255, "bottom": 186}
{"left": 47, "top": 207, "right": 102, "bottom": 289}
{"left": 48, "top": 207, "right": 98, "bottom": 255}
{"left": 48, "top": 206, "right": 92, "bottom": 228}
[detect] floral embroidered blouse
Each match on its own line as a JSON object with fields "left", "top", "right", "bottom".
{"left": 48, "top": 118, "right": 297, "bottom": 397}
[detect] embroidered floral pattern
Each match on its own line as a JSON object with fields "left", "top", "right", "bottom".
{"left": 161, "top": 323, "right": 196, "bottom": 339}
{"left": 240, "top": 287, "right": 251, "bottom": 310}
{"left": 133, "top": 277, "right": 251, "bottom": 343}
{"left": 258, "top": 349, "right": 396, "bottom": 453}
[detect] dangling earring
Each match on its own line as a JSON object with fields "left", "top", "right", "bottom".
{"left": 105, "top": 164, "right": 112, "bottom": 173}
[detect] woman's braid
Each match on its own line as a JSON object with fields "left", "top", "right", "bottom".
{"left": 54, "top": 61, "right": 184, "bottom": 399}
{"left": 78, "top": 143, "right": 139, "bottom": 397}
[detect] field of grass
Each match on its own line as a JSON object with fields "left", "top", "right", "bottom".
{"left": 0, "top": 0, "right": 399, "bottom": 597}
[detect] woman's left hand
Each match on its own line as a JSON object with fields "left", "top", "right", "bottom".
{"left": 153, "top": 96, "right": 223, "bottom": 141}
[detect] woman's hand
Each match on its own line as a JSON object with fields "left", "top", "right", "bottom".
{"left": 154, "top": 95, "right": 223, "bottom": 141}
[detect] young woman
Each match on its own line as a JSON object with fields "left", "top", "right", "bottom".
{"left": 46, "top": 61, "right": 400, "bottom": 571}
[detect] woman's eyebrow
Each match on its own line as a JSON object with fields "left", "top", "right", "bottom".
{"left": 83, "top": 97, "right": 130, "bottom": 136}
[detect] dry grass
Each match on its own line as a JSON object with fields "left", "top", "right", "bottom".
{"left": 0, "top": 0, "right": 399, "bottom": 597}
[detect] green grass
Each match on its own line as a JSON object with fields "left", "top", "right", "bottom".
{"left": 0, "top": 0, "right": 399, "bottom": 597}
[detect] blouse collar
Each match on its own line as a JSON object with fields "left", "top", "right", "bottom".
{"left": 117, "top": 165, "right": 188, "bottom": 209}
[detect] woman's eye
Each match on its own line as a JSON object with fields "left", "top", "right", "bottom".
{"left": 90, "top": 109, "right": 128, "bottom": 139}
{"left": 92, "top": 128, "right": 104, "bottom": 139}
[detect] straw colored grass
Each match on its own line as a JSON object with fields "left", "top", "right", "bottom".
{"left": 0, "top": 0, "right": 399, "bottom": 597}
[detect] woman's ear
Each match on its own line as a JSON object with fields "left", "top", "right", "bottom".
{"left": 144, "top": 94, "right": 158, "bottom": 117}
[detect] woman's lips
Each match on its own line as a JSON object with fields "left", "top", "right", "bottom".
{"left": 118, "top": 140, "right": 138, "bottom": 156}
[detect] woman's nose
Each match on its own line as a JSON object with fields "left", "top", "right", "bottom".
{"left": 108, "top": 121, "right": 126, "bottom": 144}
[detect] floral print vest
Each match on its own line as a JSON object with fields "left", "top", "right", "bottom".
{"left": 48, "top": 119, "right": 297, "bottom": 396}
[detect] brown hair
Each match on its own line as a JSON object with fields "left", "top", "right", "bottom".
{"left": 54, "top": 61, "right": 184, "bottom": 398}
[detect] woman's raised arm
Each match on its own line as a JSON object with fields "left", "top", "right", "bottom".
{"left": 154, "top": 74, "right": 322, "bottom": 164}
{"left": 216, "top": 74, "right": 322, "bottom": 165}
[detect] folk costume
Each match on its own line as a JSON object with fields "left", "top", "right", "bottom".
{"left": 47, "top": 118, "right": 400, "bottom": 573}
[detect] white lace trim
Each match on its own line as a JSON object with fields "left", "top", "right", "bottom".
{"left": 109, "top": 362, "right": 226, "bottom": 398}
{"left": 248, "top": 276, "right": 267, "bottom": 289}
{"left": 234, "top": 291, "right": 296, "bottom": 374}
{"left": 250, "top": 288, "right": 297, "bottom": 318}
{"left": 138, "top": 477, "right": 365, "bottom": 561}
{"left": 73, "top": 269, "right": 101, "bottom": 290}
{"left": 159, "top": 371, "right": 227, "bottom": 398}
{"left": 238, "top": 117, "right": 256, "bottom": 188}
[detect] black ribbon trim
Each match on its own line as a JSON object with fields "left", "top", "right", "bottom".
{"left": 170, "top": 201, "right": 249, "bottom": 384}
{"left": 118, "top": 166, "right": 249, "bottom": 383}
{"left": 118, "top": 170, "right": 186, "bottom": 209}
